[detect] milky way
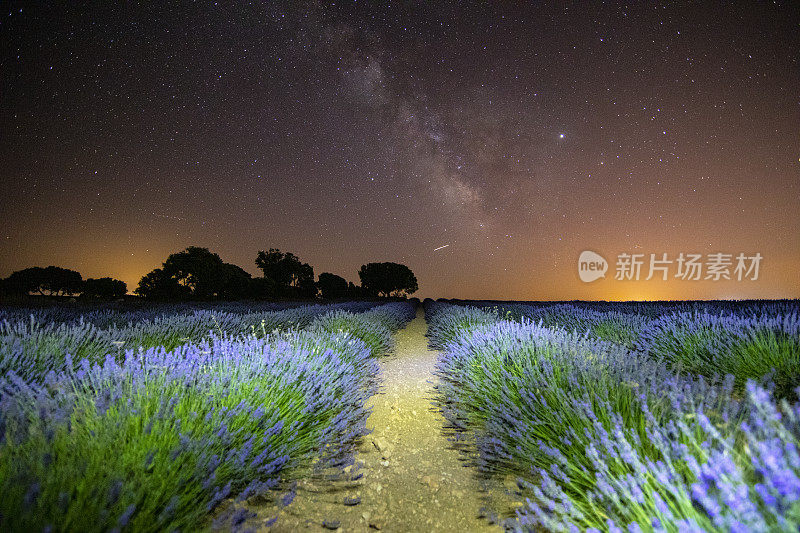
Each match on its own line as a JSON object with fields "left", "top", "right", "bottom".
{"left": 1, "top": 2, "right": 798, "bottom": 299}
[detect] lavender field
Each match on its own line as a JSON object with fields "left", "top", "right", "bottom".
{"left": 1, "top": 298, "right": 799, "bottom": 531}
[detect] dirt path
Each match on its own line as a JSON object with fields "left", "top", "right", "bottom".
{"left": 255, "top": 308, "right": 502, "bottom": 532}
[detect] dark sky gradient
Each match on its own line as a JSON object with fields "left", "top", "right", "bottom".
{"left": 1, "top": 2, "right": 798, "bottom": 300}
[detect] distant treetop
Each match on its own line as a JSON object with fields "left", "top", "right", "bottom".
{"left": 358, "top": 262, "right": 418, "bottom": 298}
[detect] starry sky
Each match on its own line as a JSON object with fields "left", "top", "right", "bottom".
{"left": 1, "top": 2, "right": 798, "bottom": 300}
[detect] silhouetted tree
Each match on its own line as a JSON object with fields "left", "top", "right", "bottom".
{"left": 255, "top": 249, "right": 315, "bottom": 297}
{"left": 135, "top": 268, "right": 191, "bottom": 300}
{"left": 292, "top": 263, "right": 317, "bottom": 298}
{"left": 317, "top": 272, "right": 348, "bottom": 299}
{"left": 358, "top": 262, "right": 418, "bottom": 297}
{"left": 47, "top": 267, "right": 84, "bottom": 296}
{"left": 5, "top": 267, "right": 43, "bottom": 295}
{"left": 218, "top": 263, "right": 253, "bottom": 300}
{"left": 347, "top": 281, "right": 363, "bottom": 298}
{"left": 83, "top": 277, "right": 127, "bottom": 299}
{"left": 161, "top": 246, "right": 228, "bottom": 299}
{"left": 299, "top": 270, "right": 317, "bottom": 297}
{"left": 4, "top": 266, "right": 83, "bottom": 296}
{"left": 249, "top": 276, "right": 277, "bottom": 300}
{"left": 0, "top": 270, "right": 34, "bottom": 296}
{"left": 136, "top": 247, "right": 257, "bottom": 300}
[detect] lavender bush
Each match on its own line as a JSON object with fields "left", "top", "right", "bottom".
{"left": 439, "top": 302, "right": 651, "bottom": 348}
{"left": 108, "top": 302, "right": 378, "bottom": 351}
{"left": 0, "top": 301, "right": 390, "bottom": 382}
{"left": 0, "top": 318, "right": 118, "bottom": 380}
{"left": 505, "top": 304, "right": 651, "bottom": 348}
{"left": 425, "top": 304, "right": 498, "bottom": 349}
{"left": 636, "top": 311, "right": 800, "bottom": 400}
{"left": 514, "top": 382, "right": 800, "bottom": 531}
{"left": 360, "top": 302, "right": 418, "bottom": 332}
{"left": 0, "top": 330, "right": 379, "bottom": 532}
{"left": 435, "top": 319, "right": 740, "bottom": 478}
{"left": 309, "top": 303, "right": 416, "bottom": 357}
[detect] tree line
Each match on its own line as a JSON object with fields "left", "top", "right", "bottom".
{"left": 0, "top": 246, "right": 418, "bottom": 301}
{"left": 0, "top": 266, "right": 127, "bottom": 300}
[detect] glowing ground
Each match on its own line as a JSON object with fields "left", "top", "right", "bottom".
{"left": 254, "top": 309, "right": 502, "bottom": 532}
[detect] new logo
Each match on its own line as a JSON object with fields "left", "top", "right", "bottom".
{"left": 578, "top": 251, "right": 608, "bottom": 282}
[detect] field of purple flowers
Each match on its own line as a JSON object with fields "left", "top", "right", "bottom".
{"left": 426, "top": 299, "right": 800, "bottom": 531}
{"left": 0, "top": 301, "right": 416, "bottom": 531}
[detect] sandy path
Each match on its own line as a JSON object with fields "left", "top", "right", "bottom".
{"left": 256, "top": 308, "right": 502, "bottom": 532}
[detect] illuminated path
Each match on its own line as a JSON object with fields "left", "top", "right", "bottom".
{"left": 261, "top": 308, "right": 501, "bottom": 532}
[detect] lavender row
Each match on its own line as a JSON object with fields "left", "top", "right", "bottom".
{"left": 0, "top": 300, "right": 309, "bottom": 328}
{"left": 309, "top": 303, "right": 418, "bottom": 357}
{"left": 0, "top": 300, "right": 378, "bottom": 331}
{"left": 429, "top": 301, "right": 800, "bottom": 531}
{"left": 0, "top": 301, "right": 392, "bottom": 382}
{"left": 635, "top": 310, "right": 800, "bottom": 401}
{"left": 426, "top": 299, "right": 800, "bottom": 399}
{"left": 438, "top": 298, "right": 799, "bottom": 320}
{"left": 0, "top": 301, "right": 415, "bottom": 531}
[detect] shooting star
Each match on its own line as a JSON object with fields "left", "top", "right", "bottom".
{"left": 433, "top": 244, "right": 450, "bottom": 252}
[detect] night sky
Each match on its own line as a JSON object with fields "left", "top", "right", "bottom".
{"left": 2, "top": 2, "right": 798, "bottom": 300}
